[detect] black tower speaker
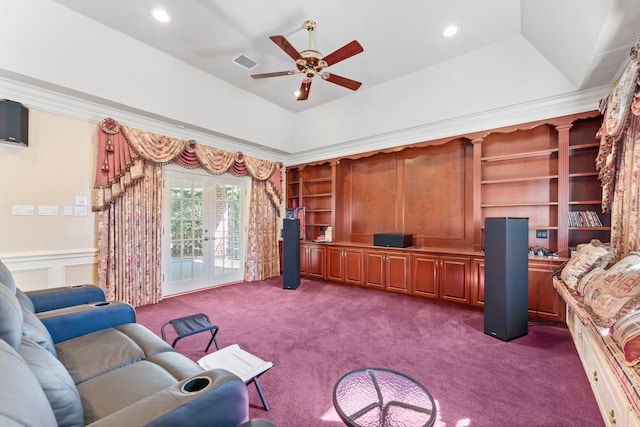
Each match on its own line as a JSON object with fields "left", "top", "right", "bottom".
{"left": 282, "top": 218, "right": 301, "bottom": 290}
{"left": 484, "top": 217, "right": 529, "bottom": 341}
{"left": 0, "top": 99, "right": 29, "bottom": 146}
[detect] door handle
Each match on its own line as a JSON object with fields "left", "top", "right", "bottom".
{"left": 204, "top": 236, "right": 210, "bottom": 241}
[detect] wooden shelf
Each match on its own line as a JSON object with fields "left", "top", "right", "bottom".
{"left": 481, "top": 175, "right": 558, "bottom": 185}
{"left": 569, "top": 172, "right": 599, "bottom": 178}
{"left": 569, "top": 142, "right": 599, "bottom": 150}
{"left": 481, "top": 148, "right": 559, "bottom": 162}
{"left": 302, "top": 193, "right": 332, "bottom": 198}
{"left": 569, "top": 227, "right": 611, "bottom": 231}
{"left": 303, "top": 177, "right": 332, "bottom": 183}
{"left": 306, "top": 209, "right": 332, "bottom": 213}
{"left": 482, "top": 202, "right": 558, "bottom": 208}
{"left": 569, "top": 200, "right": 603, "bottom": 205}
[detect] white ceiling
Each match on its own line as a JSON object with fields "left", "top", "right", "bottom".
{"left": 50, "top": 0, "right": 638, "bottom": 113}
{"left": 1, "top": 0, "right": 638, "bottom": 161}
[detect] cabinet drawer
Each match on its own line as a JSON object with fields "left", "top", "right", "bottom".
{"left": 590, "top": 343, "right": 631, "bottom": 427}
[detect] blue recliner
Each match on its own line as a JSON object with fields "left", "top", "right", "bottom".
{"left": 0, "top": 260, "right": 275, "bottom": 427}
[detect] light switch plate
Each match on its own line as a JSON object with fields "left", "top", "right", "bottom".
{"left": 38, "top": 205, "right": 58, "bottom": 216}
{"left": 12, "top": 205, "right": 35, "bottom": 216}
{"left": 75, "top": 196, "right": 88, "bottom": 206}
{"left": 75, "top": 206, "right": 88, "bottom": 216}
{"left": 64, "top": 206, "right": 73, "bottom": 216}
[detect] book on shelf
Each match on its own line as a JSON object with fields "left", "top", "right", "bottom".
{"left": 568, "top": 210, "right": 603, "bottom": 227}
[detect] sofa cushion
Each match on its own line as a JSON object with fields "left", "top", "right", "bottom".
{"left": 560, "top": 240, "right": 615, "bottom": 290}
{"left": 0, "top": 284, "right": 23, "bottom": 351}
{"left": 22, "top": 308, "right": 57, "bottom": 356}
{"left": 0, "top": 339, "right": 58, "bottom": 426}
{"left": 611, "top": 310, "right": 640, "bottom": 366}
{"left": 15, "top": 288, "right": 36, "bottom": 312}
{"left": 0, "top": 259, "right": 16, "bottom": 293}
{"left": 20, "top": 337, "right": 84, "bottom": 427}
{"left": 56, "top": 323, "right": 173, "bottom": 384}
{"left": 146, "top": 351, "right": 205, "bottom": 380}
{"left": 587, "top": 253, "right": 640, "bottom": 327}
{"left": 77, "top": 359, "right": 183, "bottom": 424}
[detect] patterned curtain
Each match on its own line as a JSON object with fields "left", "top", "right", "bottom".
{"left": 245, "top": 179, "right": 281, "bottom": 281}
{"left": 597, "top": 36, "right": 640, "bottom": 260}
{"left": 96, "top": 165, "right": 162, "bottom": 305}
{"left": 93, "top": 118, "right": 283, "bottom": 306}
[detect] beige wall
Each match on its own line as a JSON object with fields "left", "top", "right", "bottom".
{"left": 0, "top": 108, "right": 98, "bottom": 288}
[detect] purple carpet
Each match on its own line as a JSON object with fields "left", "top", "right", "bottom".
{"left": 136, "top": 276, "right": 604, "bottom": 427}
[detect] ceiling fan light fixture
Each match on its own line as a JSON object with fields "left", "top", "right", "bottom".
{"left": 443, "top": 24, "right": 460, "bottom": 38}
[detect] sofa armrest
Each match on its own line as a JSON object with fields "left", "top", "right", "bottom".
{"left": 38, "top": 301, "right": 136, "bottom": 343}
{"left": 26, "top": 285, "right": 106, "bottom": 312}
{"left": 86, "top": 369, "right": 250, "bottom": 427}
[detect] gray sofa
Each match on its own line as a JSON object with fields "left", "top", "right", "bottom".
{"left": 0, "top": 261, "right": 274, "bottom": 427}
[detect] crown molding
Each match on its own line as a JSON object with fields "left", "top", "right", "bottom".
{"left": 285, "top": 85, "right": 611, "bottom": 165}
{"left": 0, "top": 72, "right": 611, "bottom": 167}
{"left": 0, "top": 73, "right": 288, "bottom": 161}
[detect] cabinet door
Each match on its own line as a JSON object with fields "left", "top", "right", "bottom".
{"left": 326, "top": 247, "right": 345, "bottom": 282}
{"left": 343, "top": 249, "right": 363, "bottom": 285}
{"left": 386, "top": 253, "right": 410, "bottom": 294}
{"left": 307, "top": 245, "right": 326, "bottom": 279}
{"left": 300, "top": 245, "right": 309, "bottom": 276}
{"left": 439, "top": 256, "right": 471, "bottom": 304}
{"left": 471, "top": 258, "right": 485, "bottom": 307}
{"left": 364, "top": 251, "right": 386, "bottom": 289}
{"left": 411, "top": 254, "right": 439, "bottom": 299}
{"left": 528, "top": 259, "right": 565, "bottom": 322}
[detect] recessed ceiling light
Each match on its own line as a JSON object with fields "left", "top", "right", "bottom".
{"left": 151, "top": 8, "right": 172, "bottom": 23}
{"left": 443, "top": 25, "right": 460, "bottom": 38}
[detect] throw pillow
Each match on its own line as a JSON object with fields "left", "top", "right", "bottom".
{"left": 560, "top": 240, "right": 615, "bottom": 290}
{"left": 577, "top": 267, "right": 606, "bottom": 296}
{"left": 611, "top": 310, "right": 640, "bottom": 366}
{"left": 19, "top": 337, "right": 84, "bottom": 427}
{"left": 588, "top": 253, "right": 640, "bottom": 327}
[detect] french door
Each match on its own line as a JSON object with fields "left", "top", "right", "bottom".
{"left": 162, "top": 166, "right": 248, "bottom": 296}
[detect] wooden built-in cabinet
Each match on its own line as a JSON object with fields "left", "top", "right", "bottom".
{"left": 412, "top": 253, "right": 471, "bottom": 304}
{"left": 326, "top": 246, "right": 363, "bottom": 285}
{"left": 300, "top": 242, "right": 325, "bottom": 279}
{"left": 364, "top": 249, "right": 410, "bottom": 294}
{"left": 471, "top": 257, "right": 565, "bottom": 321}
{"left": 286, "top": 163, "right": 334, "bottom": 241}
{"left": 286, "top": 110, "right": 610, "bottom": 323}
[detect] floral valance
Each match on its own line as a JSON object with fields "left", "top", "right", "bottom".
{"left": 93, "top": 118, "right": 283, "bottom": 212}
{"left": 596, "top": 36, "right": 640, "bottom": 212}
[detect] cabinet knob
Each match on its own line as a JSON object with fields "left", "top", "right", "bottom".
{"left": 593, "top": 371, "right": 598, "bottom": 382}
{"left": 609, "top": 409, "right": 616, "bottom": 424}
{"left": 578, "top": 332, "right": 582, "bottom": 339}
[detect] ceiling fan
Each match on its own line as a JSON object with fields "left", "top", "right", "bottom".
{"left": 251, "top": 19, "right": 364, "bottom": 101}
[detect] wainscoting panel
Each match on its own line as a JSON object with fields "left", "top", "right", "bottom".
{"left": 0, "top": 249, "right": 98, "bottom": 291}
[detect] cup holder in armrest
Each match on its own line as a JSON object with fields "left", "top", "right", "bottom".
{"left": 94, "top": 302, "right": 111, "bottom": 307}
{"left": 181, "top": 376, "right": 212, "bottom": 393}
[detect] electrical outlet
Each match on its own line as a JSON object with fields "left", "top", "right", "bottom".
{"left": 536, "top": 230, "right": 548, "bottom": 239}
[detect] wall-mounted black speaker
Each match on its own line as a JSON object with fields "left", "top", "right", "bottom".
{"left": 0, "top": 99, "right": 29, "bottom": 146}
{"left": 484, "top": 217, "right": 529, "bottom": 342}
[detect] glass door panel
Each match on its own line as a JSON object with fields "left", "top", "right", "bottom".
{"left": 163, "top": 168, "right": 247, "bottom": 296}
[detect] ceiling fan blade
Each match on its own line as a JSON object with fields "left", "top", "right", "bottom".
{"left": 251, "top": 71, "right": 296, "bottom": 79}
{"left": 322, "top": 40, "right": 364, "bottom": 67}
{"left": 323, "top": 73, "right": 362, "bottom": 91}
{"left": 269, "top": 35, "right": 302, "bottom": 62}
{"left": 297, "top": 79, "right": 312, "bottom": 101}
